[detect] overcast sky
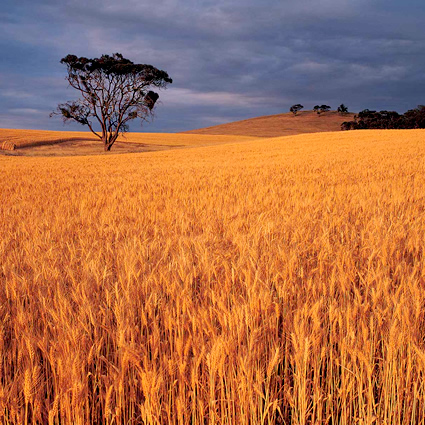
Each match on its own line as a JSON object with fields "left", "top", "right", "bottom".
{"left": 1, "top": 0, "right": 425, "bottom": 132}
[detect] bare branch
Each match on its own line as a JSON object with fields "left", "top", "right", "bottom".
{"left": 52, "top": 53, "right": 172, "bottom": 151}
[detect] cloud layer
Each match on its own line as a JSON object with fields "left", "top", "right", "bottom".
{"left": 1, "top": 0, "right": 425, "bottom": 132}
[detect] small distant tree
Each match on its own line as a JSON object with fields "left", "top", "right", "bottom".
{"left": 319, "top": 105, "right": 331, "bottom": 114}
{"left": 314, "top": 105, "right": 331, "bottom": 114}
{"left": 290, "top": 104, "right": 304, "bottom": 115}
{"left": 51, "top": 53, "right": 172, "bottom": 151}
{"left": 337, "top": 104, "right": 349, "bottom": 115}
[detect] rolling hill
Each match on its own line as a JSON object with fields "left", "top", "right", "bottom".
{"left": 0, "top": 110, "right": 354, "bottom": 156}
{"left": 182, "top": 110, "right": 355, "bottom": 137}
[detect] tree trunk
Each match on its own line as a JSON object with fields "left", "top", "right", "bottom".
{"left": 103, "top": 137, "right": 114, "bottom": 151}
{"left": 103, "top": 133, "right": 118, "bottom": 152}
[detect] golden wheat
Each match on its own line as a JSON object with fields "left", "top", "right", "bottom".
{"left": 0, "top": 128, "right": 257, "bottom": 149}
{"left": 0, "top": 141, "right": 16, "bottom": 151}
{"left": 1, "top": 129, "right": 425, "bottom": 424}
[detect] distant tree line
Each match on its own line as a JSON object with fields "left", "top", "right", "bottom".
{"left": 341, "top": 105, "right": 425, "bottom": 130}
{"left": 289, "top": 104, "right": 349, "bottom": 115}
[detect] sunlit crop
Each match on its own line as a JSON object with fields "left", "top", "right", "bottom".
{"left": 0, "top": 128, "right": 256, "bottom": 150}
{"left": 1, "top": 129, "right": 425, "bottom": 424}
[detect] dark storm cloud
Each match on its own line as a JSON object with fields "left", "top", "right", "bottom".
{"left": 1, "top": 0, "right": 425, "bottom": 131}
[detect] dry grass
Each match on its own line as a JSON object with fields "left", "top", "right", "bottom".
{"left": 121, "top": 132, "right": 258, "bottom": 146}
{"left": 0, "top": 141, "right": 16, "bottom": 151}
{"left": 0, "top": 129, "right": 96, "bottom": 148}
{"left": 0, "top": 129, "right": 258, "bottom": 156}
{"left": 183, "top": 110, "right": 355, "bottom": 137}
{"left": 1, "top": 129, "right": 425, "bottom": 424}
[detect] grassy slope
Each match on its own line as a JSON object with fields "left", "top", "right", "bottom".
{"left": 182, "top": 110, "right": 355, "bottom": 137}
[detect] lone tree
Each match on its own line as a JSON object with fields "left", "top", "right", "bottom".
{"left": 314, "top": 104, "right": 331, "bottom": 114}
{"left": 290, "top": 104, "right": 304, "bottom": 115}
{"left": 337, "top": 104, "right": 349, "bottom": 115}
{"left": 52, "top": 53, "right": 172, "bottom": 151}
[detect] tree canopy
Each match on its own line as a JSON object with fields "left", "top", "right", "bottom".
{"left": 337, "top": 104, "right": 349, "bottom": 115}
{"left": 313, "top": 105, "right": 331, "bottom": 114}
{"left": 341, "top": 106, "right": 425, "bottom": 130}
{"left": 52, "top": 53, "right": 172, "bottom": 151}
{"left": 290, "top": 104, "right": 304, "bottom": 115}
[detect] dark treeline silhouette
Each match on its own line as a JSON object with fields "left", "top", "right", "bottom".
{"left": 341, "top": 105, "right": 425, "bottom": 130}
{"left": 289, "top": 104, "right": 351, "bottom": 116}
{"left": 337, "top": 104, "right": 348, "bottom": 115}
{"left": 313, "top": 105, "right": 331, "bottom": 114}
{"left": 290, "top": 104, "right": 304, "bottom": 115}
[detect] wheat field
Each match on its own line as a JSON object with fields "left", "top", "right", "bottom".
{"left": 0, "top": 129, "right": 257, "bottom": 150}
{"left": 1, "top": 130, "right": 425, "bottom": 424}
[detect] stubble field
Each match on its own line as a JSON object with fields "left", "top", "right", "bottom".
{"left": 1, "top": 130, "right": 425, "bottom": 424}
